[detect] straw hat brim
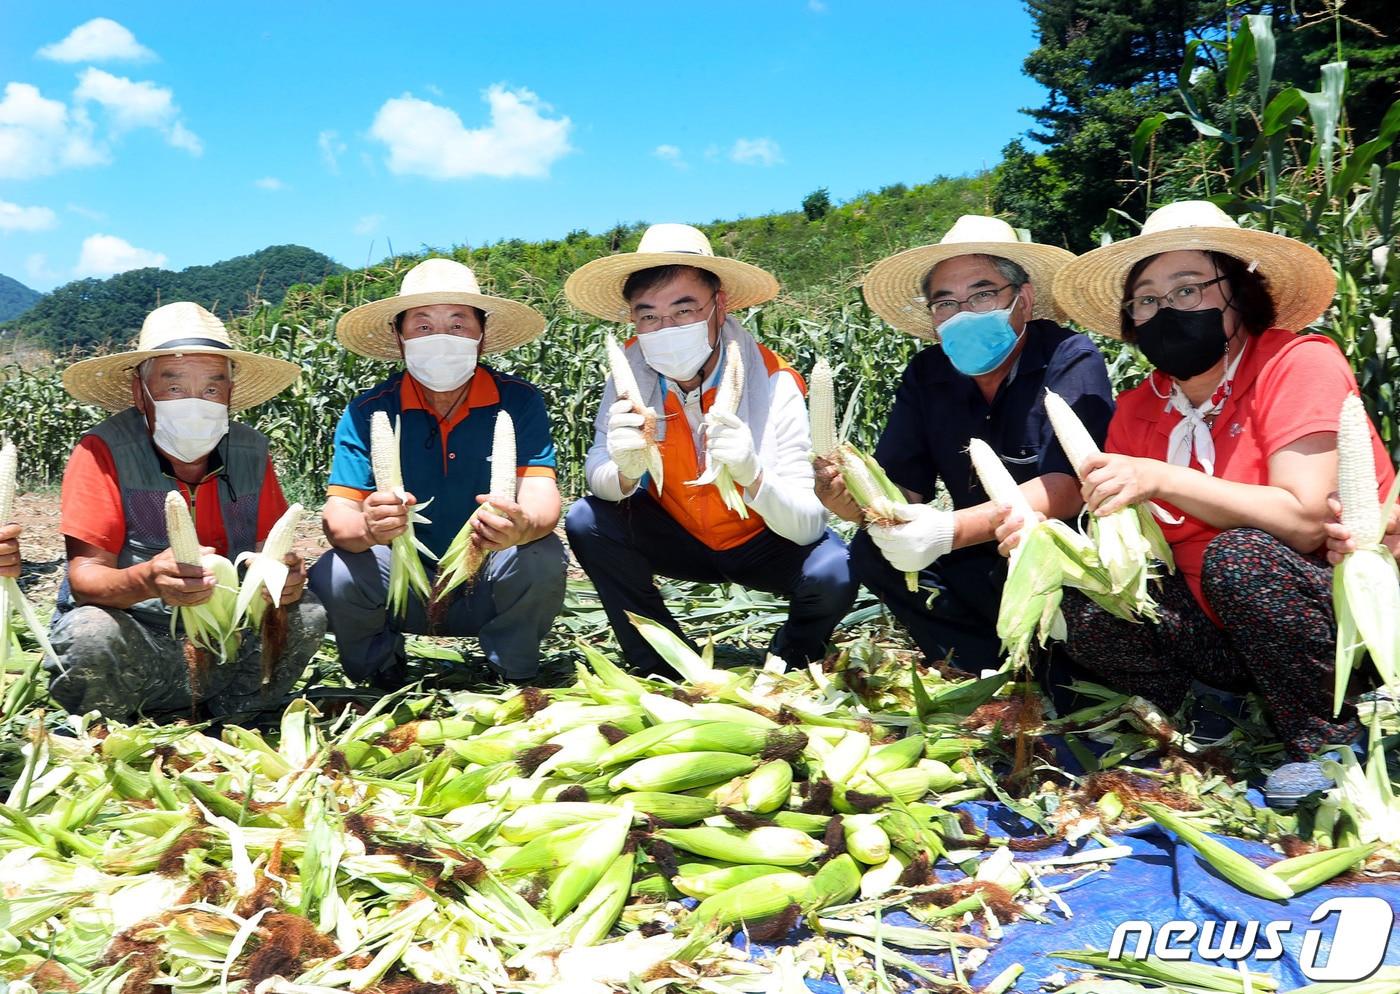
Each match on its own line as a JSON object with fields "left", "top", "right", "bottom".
{"left": 564, "top": 252, "right": 779, "bottom": 322}
{"left": 63, "top": 346, "right": 303, "bottom": 413}
{"left": 863, "top": 241, "right": 1077, "bottom": 340}
{"left": 1053, "top": 226, "right": 1336, "bottom": 339}
{"left": 336, "top": 290, "right": 547, "bottom": 360}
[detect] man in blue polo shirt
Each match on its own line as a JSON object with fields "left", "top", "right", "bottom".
{"left": 817, "top": 216, "right": 1113, "bottom": 671}
{"left": 309, "top": 258, "right": 567, "bottom": 687}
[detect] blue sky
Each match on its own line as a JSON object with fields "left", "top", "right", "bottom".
{"left": 0, "top": 2, "right": 1046, "bottom": 292}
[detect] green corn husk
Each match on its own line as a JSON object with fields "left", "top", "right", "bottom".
{"left": 608, "top": 752, "right": 759, "bottom": 793}
{"left": 497, "top": 802, "right": 619, "bottom": 844}
{"left": 689, "top": 870, "right": 812, "bottom": 930}
{"left": 842, "top": 815, "right": 892, "bottom": 865}
{"left": 1141, "top": 802, "right": 1294, "bottom": 901}
{"left": 859, "top": 734, "right": 925, "bottom": 779}
{"left": 673, "top": 863, "right": 793, "bottom": 899}
{"left": 544, "top": 810, "right": 631, "bottom": 922}
{"left": 658, "top": 825, "right": 828, "bottom": 866}
{"left": 834, "top": 442, "right": 919, "bottom": 592}
{"left": 557, "top": 849, "right": 636, "bottom": 946}
{"left": 613, "top": 791, "right": 717, "bottom": 825}
{"left": 1051, "top": 949, "right": 1280, "bottom": 992}
{"left": 803, "top": 853, "right": 861, "bottom": 911}
{"left": 1268, "top": 841, "right": 1379, "bottom": 893}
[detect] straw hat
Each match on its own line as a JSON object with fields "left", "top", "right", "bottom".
{"left": 863, "top": 215, "right": 1076, "bottom": 339}
{"left": 1053, "top": 200, "right": 1336, "bottom": 339}
{"left": 564, "top": 223, "right": 779, "bottom": 322}
{"left": 336, "top": 258, "right": 546, "bottom": 360}
{"left": 64, "top": 301, "right": 302, "bottom": 412}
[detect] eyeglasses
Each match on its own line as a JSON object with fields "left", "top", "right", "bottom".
{"left": 634, "top": 297, "right": 716, "bottom": 332}
{"left": 926, "top": 283, "right": 1016, "bottom": 322}
{"left": 1122, "top": 276, "right": 1228, "bottom": 322}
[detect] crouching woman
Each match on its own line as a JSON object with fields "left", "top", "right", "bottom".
{"left": 1047, "top": 201, "right": 1394, "bottom": 769}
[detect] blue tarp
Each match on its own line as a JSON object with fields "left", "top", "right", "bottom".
{"left": 742, "top": 799, "right": 1400, "bottom": 992}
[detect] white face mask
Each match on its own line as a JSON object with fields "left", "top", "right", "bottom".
{"left": 402, "top": 334, "right": 479, "bottom": 392}
{"left": 147, "top": 392, "right": 229, "bottom": 464}
{"left": 637, "top": 307, "right": 716, "bottom": 382}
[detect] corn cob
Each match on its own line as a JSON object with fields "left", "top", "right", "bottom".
{"left": 1268, "top": 841, "right": 1379, "bottom": 894}
{"left": 709, "top": 759, "right": 792, "bottom": 814}
{"left": 0, "top": 439, "right": 59, "bottom": 719}
{"left": 673, "top": 863, "right": 792, "bottom": 900}
{"left": 859, "top": 852, "right": 909, "bottom": 899}
{"left": 164, "top": 490, "right": 240, "bottom": 666}
{"left": 607, "top": 333, "right": 664, "bottom": 492}
{"left": 544, "top": 810, "right": 631, "bottom": 922}
{"left": 437, "top": 410, "right": 517, "bottom": 598}
{"left": 608, "top": 752, "right": 759, "bottom": 793}
{"left": 689, "top": 870, "right": 811, "bottom": 930}
{"left": 640, "top": 722, "right": 806, "bottom": 759}
{"left": 1044, "top": 390, "right": 1173, "bottom": 617}
{"left": 1141, "top": 802, "right": 1294, "bottom": 900}
{"left": 497, "top": 803, "right": 618, "bottom": 844}
{"left": 370, "top": 411, "right": 435, "bottom": 618}
{"left": 808, "top": 357, "right": 838, "bottom": 459}
{"left": 1332, "top": 394, "right": 1400, "bottom": 711}
{"left": 689, "top": 340, "right": 750, "bottom": 519}
{"left": 842, "top": 814, "right": 891, "bottom": 864}
{"left": 557, "top": 849, "right": 636, "bottom": 946}
{"left": 232, "top": 502, "right": 304, "bottom": 631}
{"left": 597, "top": 719, "right": 717, "bottom": 768}
{"left": 802, "top": 852, "right": 862, "bottom": 911}
{"left": 611, "top": 791, "right": 717, "bottom": 824}
{"left": 657, "top": 825, "right": 827, "bottom": 865}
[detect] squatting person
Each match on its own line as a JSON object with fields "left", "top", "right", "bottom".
{"left": 310, "top": 258, "right": 567, "bottom": 687}
{"left": 51, "top": 302, "right": 324, "bottom": 721}
{"left": 564, "top": 224, "right": 856, "bottom": 674}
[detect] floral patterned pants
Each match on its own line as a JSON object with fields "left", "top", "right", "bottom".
{"left": 1062, "top": 527, "right": 1358, "bottom": 761}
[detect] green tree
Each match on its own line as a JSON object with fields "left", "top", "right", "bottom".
{"left": 802, "top": 188, "right": 832, "bottom": 221}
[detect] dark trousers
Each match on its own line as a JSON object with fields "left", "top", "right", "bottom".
{"left": 849, "top": 528, "right": 1007, "bottom": 672}
{"left": 565, "top": 492, "right": 857, "bottom": 674}
{"left": 1062, "top": 527, "right": 1357, "bottom": 761}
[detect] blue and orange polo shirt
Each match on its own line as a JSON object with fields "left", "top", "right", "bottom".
{"left": 327, "top": 367, "right": 556, "bottom": 559}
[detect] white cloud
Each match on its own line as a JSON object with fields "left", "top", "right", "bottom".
{"left": 354, "top": 214, "right": 384, "bottom": 235}
{"left": 74, "top": 68, "right": 201, "bottom": 154}
{"left": 369, "top": 84, "right": 572, "bottom": 180}
{"left": 0, "top": 200, "right": 58, "bottom": 232}
{"left": 25, "top": 253, "right": 59, "bottom": 285}
{"left": 730, "top": 137, "right": 783, "bottom": 167}
{"left": 654, "top": 144, "right": 689, "bottom": 170}
{"left": 67, "top": 203, "right": 106, "bottom": 221}
{"left": 808, "top": 0, "right": 828, "bottom": 11}
{"left": 0, "top": 82, "right": 105, "bottom": 179}
{"left": 318, "top": 129, "right": 346, "bottom": 173}
{"left": 254, "top": 176, "right": 285, "bottom": 191}
{"left": 38, "top": 18, "right": 155, "bottom": 63}
{"left": 74, "top": 233, "right": 167, "bottom": 277}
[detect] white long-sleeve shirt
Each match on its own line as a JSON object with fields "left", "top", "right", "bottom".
{"left": 583, "top": 323, "right": 827, "bottom": 547}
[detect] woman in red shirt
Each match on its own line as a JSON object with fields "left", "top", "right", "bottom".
{"left": 1050, "top": 201, "right": 1394, "bottom": 774}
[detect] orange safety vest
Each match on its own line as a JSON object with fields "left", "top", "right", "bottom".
{"left": 645, "top": 343, "right": 806, "bottom": 551}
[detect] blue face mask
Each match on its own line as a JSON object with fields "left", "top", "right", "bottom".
{"left": 937, "top": 295, "right": 1022, "bottom": 376}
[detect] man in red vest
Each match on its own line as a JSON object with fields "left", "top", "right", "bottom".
{"left": 565, "top": 224, "right": 856, "bottom": 675}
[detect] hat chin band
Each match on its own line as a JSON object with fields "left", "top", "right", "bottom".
{"left": 146, "top": 337, "right": 232, "bottom": 350}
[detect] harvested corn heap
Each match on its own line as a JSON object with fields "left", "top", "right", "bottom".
{"left": 5, "top": 620, "right": 1396, "bottom": 992}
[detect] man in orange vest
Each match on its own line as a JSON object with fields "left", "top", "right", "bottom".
{"left": 565, "top": 224, "right": 856, "bottom": 675}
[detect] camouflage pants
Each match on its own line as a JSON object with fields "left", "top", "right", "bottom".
{"left": 45, "top": 591, "right": 327, "bottom": 723}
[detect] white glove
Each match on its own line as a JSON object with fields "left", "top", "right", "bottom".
{"left": 869, "top": 503, "right": 955, "bottom": 573}
{"left": 606, "top": 399, "right": 650, "bottom": 482}
{"left": 705, "top": 411, "right": 762, "bottom": 488}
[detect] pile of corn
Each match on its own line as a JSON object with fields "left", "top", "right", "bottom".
{"left": 2, "top": 619, "right": 1396, "bottom": 993}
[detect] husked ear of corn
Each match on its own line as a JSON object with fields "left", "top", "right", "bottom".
{"left": 437, "top": 410, "right": 518, "bottom": 599}
{"left": 1333, "top": 394, "right": 1400, "bottom": 712}
{"left": 233, "top": 502, "right": 304, "bottom": 630}
{"left": 968, "top": 437, "right": 1130, "bottom": 667}
{"left": 164, "top": 490, "right": 240, "bottom": 664}
{"left": 808, "top": 357, "right": 838, "bottom": 460}
{"left": 1044, "top": 389, "right": 1173, "bottom": 619}
{"left": 0, "top": 439, "right": 60, "bottom": 719}
{"left": 607, "top": 333, "right": 664, "bottom": 492}
{"left": 689, "top": 340, "right": 750, "bottom": 519}
{"left": 371, "top": 411, "right": 436, "bottom": 618}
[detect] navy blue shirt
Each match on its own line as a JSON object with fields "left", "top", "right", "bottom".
{"left": 873, "top": 321, "right": 1114, "bottom": 510}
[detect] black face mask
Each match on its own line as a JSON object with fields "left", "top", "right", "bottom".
{"left": 1135, "top": 306, "right": 1229, "bottom": 380}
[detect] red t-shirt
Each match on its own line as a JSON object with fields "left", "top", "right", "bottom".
{"left": 60, "top": 435, "right": 289, "bottom": 557}
{"left": 1107, "top": 328, "right": 1395, "bottom": 622}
